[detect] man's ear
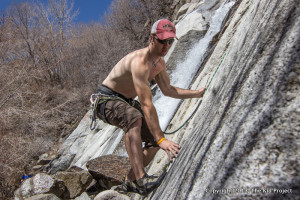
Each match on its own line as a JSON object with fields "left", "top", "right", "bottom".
{"left": 150, "top": 35, "right": 154, "bottom": 44}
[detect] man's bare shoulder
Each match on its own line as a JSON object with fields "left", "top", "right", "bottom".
{"left": 125, "top": 48, "right": 149, "bottom": 70}
{"left": 126, "top": 48, "right": 148, "bottom": 62}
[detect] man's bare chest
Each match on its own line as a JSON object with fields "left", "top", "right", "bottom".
{"left": 148, "top": 65, "right": 163, "bottom": 81}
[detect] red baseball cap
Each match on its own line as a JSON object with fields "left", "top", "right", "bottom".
{"left": 151, "top": 19, "right": 177, "bottom": 40}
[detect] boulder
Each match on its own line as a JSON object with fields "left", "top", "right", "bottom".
{"left": 44, "top": 153, "right": 75, "bottom": 174}
{"left": 14, "top": 173, "right": 65, "bottom": 199}
{"left": 32, "top": 165, "right": 44, "bottom": 172}
{"left": 74, "top": 192, "right": 91, "bottom": 200}
{"left": 14, "top": 188, "right": 22, "bottom": 200}
{"left": 37, "top": 153, "right": 56, "bottom": 165}
{"left": 24, "top": 194, "right": 61, "bottom": 200}
{"left": 19, "top": 178, "right": 32, "bottom": 198}
{"left": 86, "top": 155, "right": 131, "bottom": 189}
{"left": 32, "top": 174, "right": 65, "bottom": 197}
{"left": 94, "top": 190, "right": 130, "bottom": 200}
{"left": 55, "top": 170, "right": 93, "bottom": 199}
{"left": 67, "top": 165, "right": 85, "bottom": 172}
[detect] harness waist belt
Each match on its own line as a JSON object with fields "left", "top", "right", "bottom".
{"left": 97, "top": 85, "right": 133, "bottom": 103}
{"left": 90, "top": 85, "right": 136, "bottom": 130}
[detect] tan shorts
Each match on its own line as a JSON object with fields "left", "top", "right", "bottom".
{"left": 97, "top": 100, "right": 158, "bottom": 147}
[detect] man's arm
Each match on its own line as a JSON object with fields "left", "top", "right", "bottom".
{"left": 131, "top": 60, "right": 180, "bottom": 161}
{"left": 155, "top": 70, "right": 206, "bottom": 99}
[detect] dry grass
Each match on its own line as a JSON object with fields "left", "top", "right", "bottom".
{"left": 0, "top": 0, "right": 175, "bottom": 198}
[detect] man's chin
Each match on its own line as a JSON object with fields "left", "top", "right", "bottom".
{"left": 161, "top": 51, "right": 168, "bottom": 56}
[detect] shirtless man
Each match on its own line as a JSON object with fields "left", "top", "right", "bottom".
{"left": 96, "top": 19, "right": 205, "bottom": 194}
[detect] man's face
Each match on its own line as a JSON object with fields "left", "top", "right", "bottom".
{"left": 153, "top": 36, "right": 175, "bottom": 56}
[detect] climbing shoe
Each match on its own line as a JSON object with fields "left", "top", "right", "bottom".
{"left": 135, "top": 172, "right": 167, "bottom": 195}
{"left": 112, "top": 177, "right": 140, "bottom": 194}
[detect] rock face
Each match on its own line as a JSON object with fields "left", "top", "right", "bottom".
{"left": 86, "top": 155, "right": 131, "bottom": 189}
{"left": 45, "top": 111, "right": 124, "bottom": 174}
{"left": 41, "top": 0, "right": 299, "bottom": 199}
{"left": 146, "top": 0, "right": 300, "bottom": 199}
{"left": 94, "top": 190, "right": 130, "bottom": 200}
{"left": 55, "top": 170, "right": 93, "bottom": 199}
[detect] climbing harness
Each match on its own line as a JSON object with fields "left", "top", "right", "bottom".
{"left": 90, "top": 85, "right": 135, "bottom": 130}
{"left": 90, "top": 93, "right": 124, "bottom": 130}
{"left": 90, "top": 94, "right": 142, "bottom": 130}
{"left": 90, "top": 85, "right": 142, "bottom": 130}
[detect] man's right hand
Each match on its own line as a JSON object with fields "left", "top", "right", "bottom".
{"left": 158, "top": 139, "right": 181, "bottom": 162}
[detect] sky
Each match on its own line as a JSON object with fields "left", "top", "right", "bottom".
{"left": 0, "top": 0, "right": 115, "bottom": 24}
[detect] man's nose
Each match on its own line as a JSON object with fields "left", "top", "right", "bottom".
{"left": 164, "top": 42, "right": 172, "bottom": 47}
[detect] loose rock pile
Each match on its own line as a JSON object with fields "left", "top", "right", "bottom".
{"left": 14, "top": 155, "right": 131, "bottom": 200}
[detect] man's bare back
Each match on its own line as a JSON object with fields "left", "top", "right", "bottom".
{"left": 102, "top": 47, "right": 165, "bottom": 99}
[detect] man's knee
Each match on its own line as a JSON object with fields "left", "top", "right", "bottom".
{"left": 129, "top": 118, "right": 142, "bottom": 130}
{"left": 126, "top": 118, "right": 143, "bottom": 138}
{"left": 126, "top": 118, "right": 143, "bottom": 142}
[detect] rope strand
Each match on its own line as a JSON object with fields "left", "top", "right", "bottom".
{"left": 163, "top": 50, "right": 228, "bottom": 134}
{"left": 162, "top": 0, "right": 255, "bottom": 134}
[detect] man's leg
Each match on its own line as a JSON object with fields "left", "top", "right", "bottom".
{"left": 121, "top": 117, "right": 164, "bottom": 195}
{"left": 102, "top": 100, "right": 162, "bottom": 194}
{"left": 127, "top": 146, "right": 159, "bottom": 181}
{"left": 125, "top": 118, "right": 145, "bottom": 181}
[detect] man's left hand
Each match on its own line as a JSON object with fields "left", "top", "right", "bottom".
{"left": 196, "top": 87, "right": 206, "bottom": 98}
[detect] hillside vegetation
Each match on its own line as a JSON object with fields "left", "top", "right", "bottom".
{"left": 0, "top": 0, "right": 176, "bottom": 197}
